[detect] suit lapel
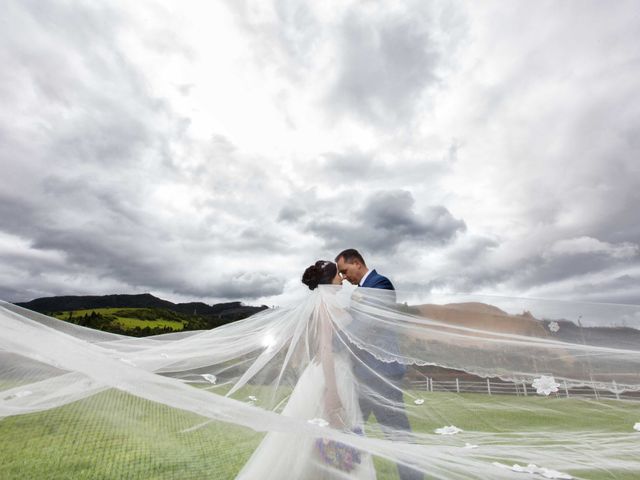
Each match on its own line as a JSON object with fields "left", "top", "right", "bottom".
{"left": 360, "top": 269, "right": 377, "bottom": 288}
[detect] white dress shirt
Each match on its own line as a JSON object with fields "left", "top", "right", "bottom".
{"left": 358, "top": 269, "right": 373, "bottom": 287}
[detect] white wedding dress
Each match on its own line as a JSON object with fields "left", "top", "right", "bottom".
{"left": 237, "top": 296, "right": 376, "bottom": 480}
{"left": 236, "top": 352, "right": 376, "bottom": 480}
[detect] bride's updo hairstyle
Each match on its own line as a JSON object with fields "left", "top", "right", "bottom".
{"left": 301, "top": 260, "right": 337, "bottom": 290}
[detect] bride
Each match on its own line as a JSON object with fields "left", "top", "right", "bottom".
{"left": 237, "top": 260, "right": 376, "bottom": 479}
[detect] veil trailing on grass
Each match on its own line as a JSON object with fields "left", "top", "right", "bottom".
{"left": 1, "top": 286, "right": 640, "bottom": 479}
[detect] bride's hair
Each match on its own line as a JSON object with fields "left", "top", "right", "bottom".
{"left": 301, "top": 260, "right": 337, "bottom": 290}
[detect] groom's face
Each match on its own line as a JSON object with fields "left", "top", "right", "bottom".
{"left": 336, "top": 257, "right": 364, "bottom": 285}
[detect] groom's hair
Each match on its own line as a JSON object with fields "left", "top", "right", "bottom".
{"left": 335, "top": 249, "right": 366, "bottom": 266}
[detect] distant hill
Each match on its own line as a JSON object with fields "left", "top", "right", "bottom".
{"left": 551, "top": 319, "right": 640, "bottom": 351}
{"left": 15, "top": 295, "right": 640, "bottom": 348}
{"left": 418, "top": 302, "right": 640, "bottom": 351}
{"left": 16, "top": 293, "right": 268, "bottom": 322}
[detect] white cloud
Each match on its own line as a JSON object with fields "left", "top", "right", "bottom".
{"left": 548, "top": 237, "right": 638, "bottom": 259}
{"left": 1, "top": 0, "right": 639, "bottom": 308}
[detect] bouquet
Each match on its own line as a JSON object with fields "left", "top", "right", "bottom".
{"left": 314, "top": 426, "right": 364, "bottom": 472}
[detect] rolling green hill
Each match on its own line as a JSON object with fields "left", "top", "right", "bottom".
{"left": 16, "top": 294, "right": 269, "bottom": 337}
{"left": 52, "top": 308, "right": 188, "bottom": 336}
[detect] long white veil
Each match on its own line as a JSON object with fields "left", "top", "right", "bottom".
{"left": 1, "top": 286, "right": 640, "bottom": 479}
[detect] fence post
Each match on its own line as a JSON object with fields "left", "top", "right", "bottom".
{"left": 592, "top": 381, "right": 600, "bottom": 400}
{"left": 522, "top": 382, "right": 527, "bottom": 396}
{"left": 563, "top": 380, "right": 569, "bottom": 398}
{"left": 456, "top": 378, "right": 460, "bottom": 394}
{"left": 487, "top": 378, "right": 492, "bottom": 395}
{"left": 429, "top": 377, "right": 433, "bottom": 393}
{"left": 612, "top": 380, "right": 620, "bottom": 400}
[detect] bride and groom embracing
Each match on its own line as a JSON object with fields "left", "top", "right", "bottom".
{"left": 237, "top": 249, "right": 423, "bottom": 480}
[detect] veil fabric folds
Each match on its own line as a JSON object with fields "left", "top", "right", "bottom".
{"left": 1, "top": 286, "right": 640, "bottom": 479}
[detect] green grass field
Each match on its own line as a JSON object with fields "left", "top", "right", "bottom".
{"left": 1, "top": 389, "right": 639, "bottom": 479}
{"left": 52, "top": 308, "right": 186, "bottom": 332}
{"left": 0, "top": 389, "right": 258, "bottom": 480}
{"left": 110, "top": 317, "right": 185, "bottom": 330}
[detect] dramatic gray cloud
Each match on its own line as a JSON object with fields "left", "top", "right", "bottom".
{"left": 277, "top": 205, "right": 306, "bottom": 223}
{"left": 307, "top": 190, "right": 466, "bottom": 253}
{"left": 1, "top": 0, "right": 639, "bottom": 310}
{"left": 326, "top": 5, "right": 444, "bottom": 124}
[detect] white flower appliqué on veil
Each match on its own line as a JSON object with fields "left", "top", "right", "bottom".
{"left": 532, "top": 375, "right": 560, "bottom": 396}
{"left": 435, "top": 425, "right": 462, "bottom": 435}
{"left": 3, "top": 390, "right": 33, "bottom": 401}
{"left": 633, "top": 422, "right": 640, "bottom": 432}
{"left": 493, "top": 462, "right": 572, "bottom": 479}
{"left": 308, "top": 418, "right": 329, "bottom": 427}
{"left": 201, "top": 374, "right": 217, "bottom": 384}
{"left": 548, "top": 321, "right": 560, "bottom": 333}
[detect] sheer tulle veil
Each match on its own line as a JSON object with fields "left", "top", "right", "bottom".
{"left": 1, "top": 286, "right": 640, "bottom": 479}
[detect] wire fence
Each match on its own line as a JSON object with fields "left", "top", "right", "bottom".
{"left": 409, "top": 377, "right": 640, "bottom": 401}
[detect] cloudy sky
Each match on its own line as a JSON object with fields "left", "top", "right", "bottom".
{"left": 1, "top": 0, "right": 639, "bottom": 308}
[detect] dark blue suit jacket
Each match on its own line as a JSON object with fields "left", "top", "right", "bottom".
{"left": 354, "top": 270, "right": 407, "bottom": 379}
{"left": 360, "top": 269, "right": 395, "bottom": 292}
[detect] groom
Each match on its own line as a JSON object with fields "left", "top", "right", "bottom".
{"left": 335, "top": 249, "right": 423, "bottom": 480}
